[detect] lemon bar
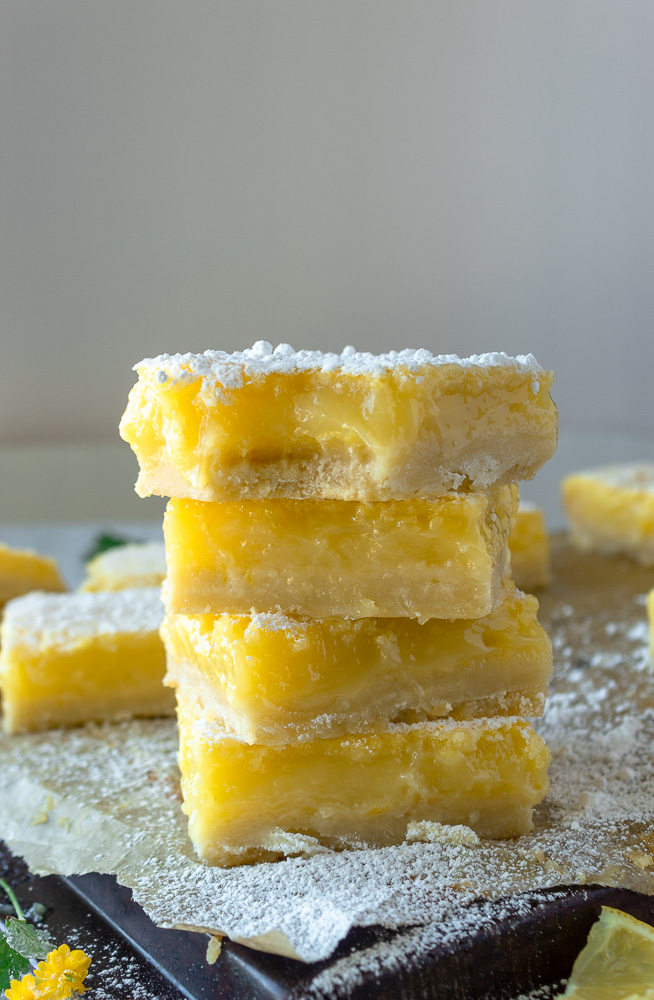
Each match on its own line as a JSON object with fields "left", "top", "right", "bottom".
{"left": 0, "top": 588, "right": 172, "bottom": 733}
{"left": 0, "top": 543, "right": 66, "bottom": 609}
{"left": 562, "top": 463, "right": 654, "bottom": 565}
{"left": 163, "top": 486, "right": 517, "bottom": 619}
{"left": 176, "top": 692, "right": 551, "bottom": 865}
{"left": 163, "top": 588, "right": 552, "bottom": 744}
{"left": 120, "top": 342, "right": 557, "bottom": 501}
{"left": 509, "top": 502, "right": 551, "bottom": 591}
{"left": 80, "top": 542, "right": 166, "bottom": 592}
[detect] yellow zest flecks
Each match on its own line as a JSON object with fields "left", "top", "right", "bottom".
{"left": 4, "top": 944, "right": 91, "bottom": 1000}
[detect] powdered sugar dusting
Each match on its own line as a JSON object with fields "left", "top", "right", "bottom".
{"left": 572, "top": 462, "right": 654, "bottom": 492}
{"left": 245, "top": 610, "right": 307, "bottom": 635}
{"left": 1, "top": 587, "right": 164, "bottom": 649}
{"left": 306, "top": 890, "right": 570, "bottom": 1000}
{"left": 84, "top": 542, "right": 166, "bottom": 584}
{"left": 136, "top": 341, "right": 546, "bottom": 389}
{"left": 0, "top": 538, "right": 653, "bottom": 975}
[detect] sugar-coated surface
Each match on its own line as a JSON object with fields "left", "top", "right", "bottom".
{"left": 136, "top": 340, "right": 545, "bottom": 387}
{"left": 2, "top": 587, "right": 164, "bottom": 647}
{"left": 121, "top": 341, "right": 556, "bottom": 502}
{"left": 1, "top": 540, "right": 652, "bottom": 979}
{"left": 574, "top": 462, "right": 654, "bottom": 492}
{"left": 84, "top": 542, "right": 166, "bottom": 582}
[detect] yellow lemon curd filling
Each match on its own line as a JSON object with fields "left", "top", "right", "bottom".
{"left": 176, "top": 693, "right": 551, "bottom": 866}
{"left": 80, "top": 541, "right": 167, "bottom": 592}
{"left": 0, "top": 542, "right": 66, "bottom": 609}
{"left": 163, "top": 486, "right": 518, "bottom": 619}
{"left": 162, "top": 588, "right": 552, "bottom": 745}
{"left": 119, "top": 348, "right": 557, "bottom": 501}
{"left": 0, "top": 588, "right": 173, "bottom": 733}
{"left": 562, "top": 464, "right": 654, "bottom": 566}
{"left": 508, "top": 502, "right": 551, "bottom": 591}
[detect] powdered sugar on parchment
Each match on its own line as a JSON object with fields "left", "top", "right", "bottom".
{"left": 0, "top": 539, "right": 653, "bottom": 974}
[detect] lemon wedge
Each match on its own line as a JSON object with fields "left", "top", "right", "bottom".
{"left": 556, "top": 906, "right": 654, "bottom": 999}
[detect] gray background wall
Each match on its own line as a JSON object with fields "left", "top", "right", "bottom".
{"left": 2, "top": 1, "right": 653, "bottom": 521}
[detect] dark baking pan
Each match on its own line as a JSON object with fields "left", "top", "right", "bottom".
{"left": 65, "top": 870, "right": 654, "bottom": 999}
{"left": 3, "top": 840, "right": 653, "bottom": 999}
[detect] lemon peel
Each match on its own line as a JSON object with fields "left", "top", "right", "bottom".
{"left": 556, "top": 906, "right": 654, "bottom": 1000}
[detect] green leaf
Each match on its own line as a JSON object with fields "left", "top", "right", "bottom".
{"left": 0, "top": 936, "right": 30, "bottom": 991}
{"left": 4, "top": 917, "right": 53, "bottom": 960}
{"left": 84, "top": 531, "right": 137, "bottom": 563}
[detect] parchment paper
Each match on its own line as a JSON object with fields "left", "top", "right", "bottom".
{"left": 1, "top": 538, "right": 653, "bottom": 964}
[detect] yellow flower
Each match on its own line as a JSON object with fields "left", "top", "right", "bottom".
{"left": 4, "top": 944, "right": 91, "bottom": 1000}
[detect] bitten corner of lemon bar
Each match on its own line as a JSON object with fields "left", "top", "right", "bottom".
{"left": 119, "top": 344, "right": 557, "bottom": 502}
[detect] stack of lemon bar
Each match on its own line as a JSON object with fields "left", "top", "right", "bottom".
{"left": 120, "top": 342, "right": 558, "bottom": 866}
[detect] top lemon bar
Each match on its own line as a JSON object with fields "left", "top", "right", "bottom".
{"left": 120, "top": 342, "right": 557, "bottom": 501}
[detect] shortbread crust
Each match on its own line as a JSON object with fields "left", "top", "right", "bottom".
{"left": 120, "top": 342, "right": 557, "bottom": 501}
